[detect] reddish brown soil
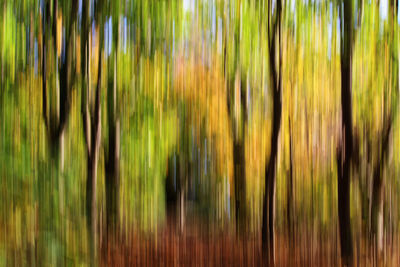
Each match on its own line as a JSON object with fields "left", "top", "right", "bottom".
{"left": 100, "top": 226, "right": 400, "bottom": 267}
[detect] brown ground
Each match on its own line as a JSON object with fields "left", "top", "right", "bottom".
{"left": 100, "top": 225, "right": 400, "bottom": 267}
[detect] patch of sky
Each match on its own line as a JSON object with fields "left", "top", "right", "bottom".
{"left": 336, "top": 16, "right": 340, "bottom": 55}
{"left": 212, "top": 4, "right": 216, "bottom": 43}
{"left": 380, "top": 0, "right": 388, "bottom": 21}
{"left": 77, "top": 0, "right": 82, "bottom": 29}
{"left": 123, "top": 16, "right": 127, "bottom": 54}
{"left": 34, "top": 39, "right": 38, "bottom": 75}
{"left": 327, "top": 2, "right": 332, "bottom": 60}
{"left": 104, "top": 17, "right": 112, "bottom": 57}
{"left": 91, "top": 21, "right": 96, "bottom": 49}
{"left": 218, "top": 17, "right": 222, "bottom": 54}
{"left": 183, "top": 0, "right": 194, "bottom": 14}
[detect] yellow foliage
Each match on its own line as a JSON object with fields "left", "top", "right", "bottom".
{"left": 173, "top": 53, "right": 233, "bottom": 181}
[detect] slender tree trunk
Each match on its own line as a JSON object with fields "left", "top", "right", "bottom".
{"left": 337, "top": 1, "right": 355, "bottom": 265}
{"left": 262, "top": 83, "right": 281, "bottom": 263}
{"left": 179, "top": 184, "right": 185, "bottom": 234}
{"left": 369, "top": 119, "right": 392, "bottom": 258}
{"left": 369, "top": 0, "right": 398, "bottom": 259}
{"left": 83, "top": 63, "right": 102, "bottom": 263}
{"left": 337, "top": 57, "right": 354, "bottom": 267}
{"left": 234, "top": 138, "right": 247, "bottom": 235}
{"left": 86, "top": 150, "right": 99, "bottom": 261}
{"left": 262, "top": 0, "right": 282, "bottom": 264}
{"left": 106, "top": 53, "right": 120, "bottom": 233}
{"left": 59, "top": 130, "right": 64, "bottom": 171}
{"left": 42, "top": 0, "right": 78, "bottom": 166}
{"left": 165, "top": 151, "right": 187, "bottom": 234}
{"left": 370, "top": 176, "right": 384, "bottom": 255}
{"left": 165, "top": 154, "right": 178, "bottom": 230}
{"left": 81, "top": 0, "right": 102, "bottom": 261}
{"left": 224, "top": 18, "right": 248, "bottom": 236}
{"left": 287, "top": 116, "right": 294, "bottom": 243}
{"left": 105, "top": 124, "right": 120, "bottom": 232}
{"left": 232, "top": 76, "right": 248, "bottom": 235}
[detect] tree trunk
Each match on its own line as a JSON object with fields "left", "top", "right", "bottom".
{"left": 86, "top": 151, "right": 99, "bottom": 262}
{"left": 84, "top": 77, "right": 102, "bottom": 263}
{"left": 370, "top": 177, "right": 384, "bottom": 255}
{"left": 58, "top": 130, "right": 64, "bottom": 172}
{"left": 105, "top": 122, "right": 120, "bottom": 233}
{"left": 262, "top": 0, "right": 282, "bottom": 264}
{"left": 225, "top": 28, "right": 248, "bottom": 236}
{"left": 81, "top": 0, "right": 102, "bottom": 260}
{"left": 165, "top": 152, "right": 187, "bottom": 233}
{"left": 369, "top": 119, "right": 392, "bottom": 259}
{"left": 179, "top": 185, "right": 185, "bottom": 234}
{"left": 337, "top": 58, "right": 354, "bottom": 267}
{"left": 165, "top": 154, "right": 178, "bottom": 230}
{"left": 262, "top": 83, "right": 281, "bottom": 263}
{"left": 234, "top": 132, "right": 247, "bottom": 235}
{"left": 106, "top": 54, "right": 120, "bottom": 233}
{"left": 369, "top": 0, "right": 399, "bottom": 258}
{"left": 287, "top": 116, "right": 294, "bottom": 243}
{"left": 337, "top": 1, "right": 355, "bottom": 265}
{"left": 42, "top": 0, "right": 78, "bottom": 167}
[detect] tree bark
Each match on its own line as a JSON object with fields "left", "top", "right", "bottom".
{"left": 262, "top": 80, "right": 281, "bottom": 263}
{"left": 41, "top": 0, "right": 78, "bottom": 170}
{"left": 287, "top": 116, "right": 294, "bottom": 243}
{"left": 106, "top": 50, "right": 120, "bottom": 234}
{"left": 337, "top": 1, "right": 355, "bottom": 265}
{"left": 81, "top": 0, "right": 103, "bottom": 261}
{"left": 86, "top": 145, "right": 100, "bottom": 261}
{"left": 234, "top": 138, "right": 247, "bottom": 235}
{"left": 165, "top": 154, "right": 178, "bottom": 230}
{"left": 105, "top": 121, "right": 120, "bottom": 233}
{"left": 370, "top": 119, "right": 392, "bottom": 257}
{"left": 224, "top": 16, "right": 248, "bottom": 236}
{"left": 83, "top": 46, "right": 102, "bottom": 265}
{"left": 369, "top": 1, "right": 399, "bottom": 257}
{"left": 165, "top": 152, "right": 186, "bottom": 234}
{"left": 262, "top": 0, "right": 282, "bottom": 263}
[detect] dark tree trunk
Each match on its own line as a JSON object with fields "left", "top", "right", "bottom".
{"left": 105, "top": 130, "right": 120, "bottom": 232}
{"left": 369, "top": 0, "right": 398, "bottom": 257}
{"left": 106, "top": 53, "right": 120, "bottom": 234}
{"left": 105, "top": 129, "right": 120, "bottom": 233}
{"left": 81, "top": 0, "right": 103, "bottom": 261}
{"left": 234, "top": 138, "right": 247, "bottom": 235}
{"left": 232, "top": 76, "right": 248, "bottom": 235}
{"left": 337, "top": 51, "right": 354, "bottom": 267}
{"left": 262, "top": 0, "right": 282, "bottom": 263}
{"left": 83, "top": 60, "right": 102, "bottom": 263}
{"left": 337, "top": 1, "right": 355, "bottom": 265}
{"left": 41, "top": 0, "right": 78, "bottom": 171}
{"left": 370, "top": 174, "right": 384, "bottom": 254}
{"left": 165, "top": 109, "right": 188, "bottom": 234}
{"left": 262, "top": 80, "right": 281, "bottom": 262}
{"left": 225, "top": 26, "right": 248, "bottom": 236}
{"left": 370, "top": 119, "right": 392, "bottom": 257}
{"left": 165, "top": 154, "right": 178, "bottom": 230}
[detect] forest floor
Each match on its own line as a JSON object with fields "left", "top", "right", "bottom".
{"left": 99, "top": 221, "right": 400, "bottom": 267}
